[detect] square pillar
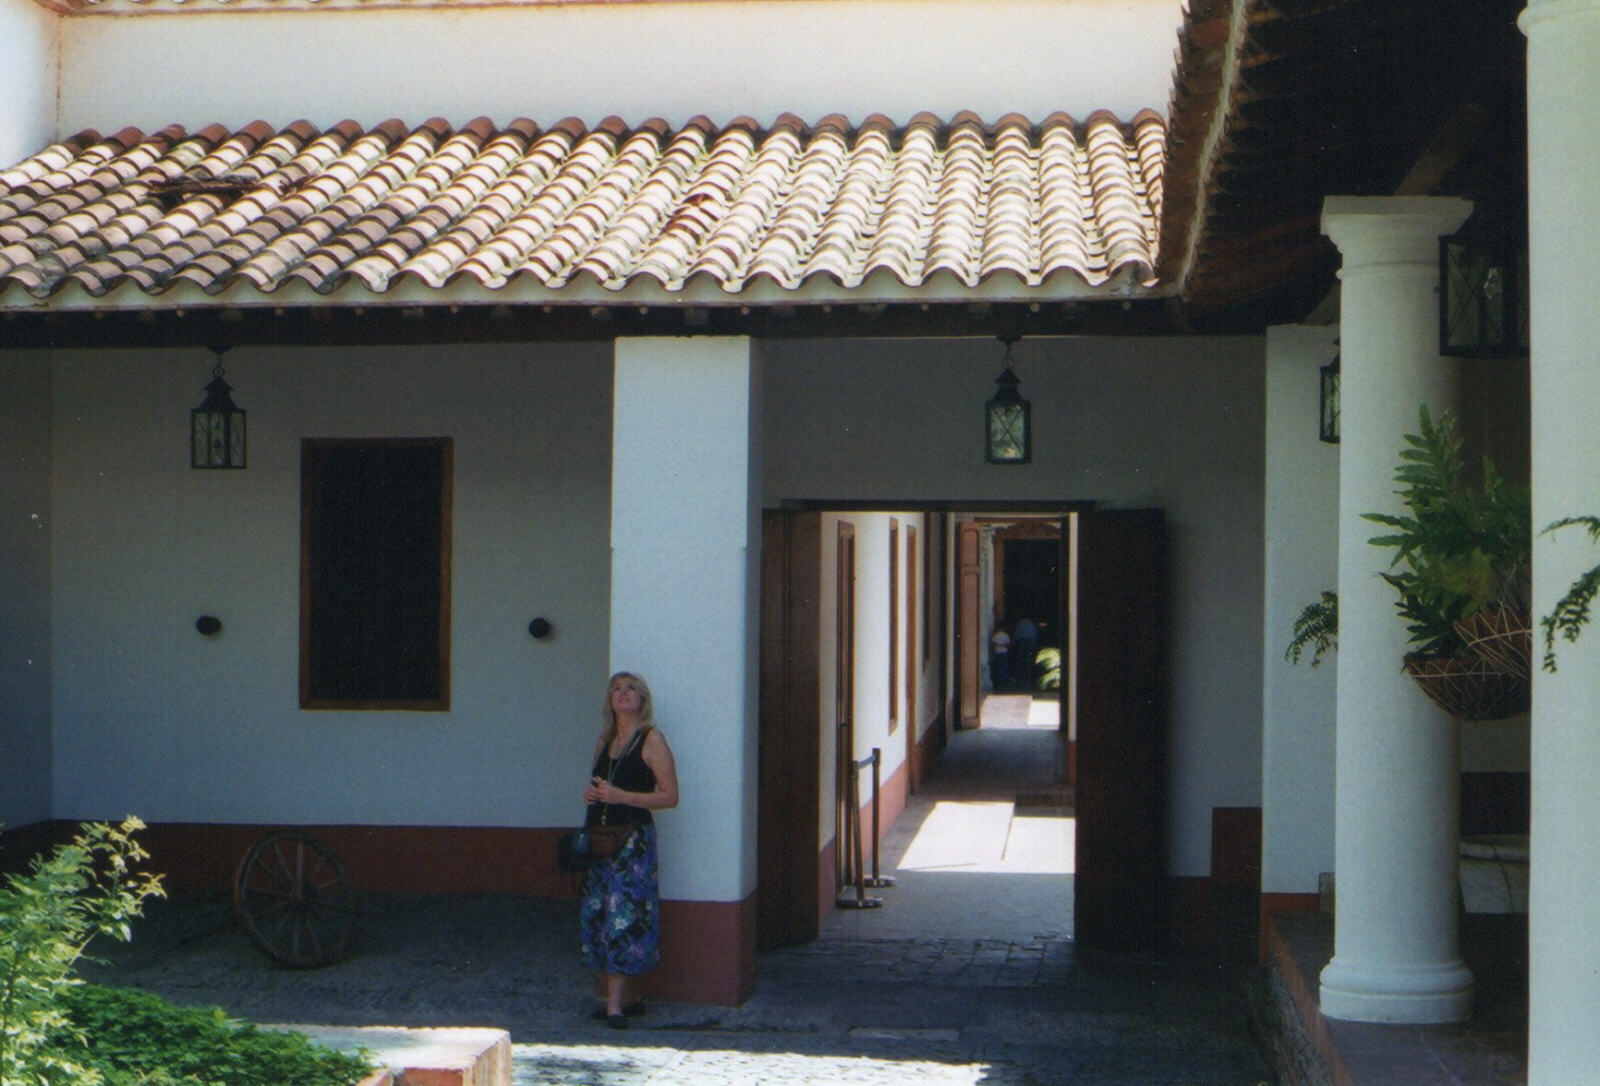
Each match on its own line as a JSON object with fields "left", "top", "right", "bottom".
{"left": 610, "top": 336, "right": 761, "bottom": 1004}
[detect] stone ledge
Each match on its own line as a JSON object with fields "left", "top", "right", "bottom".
{"left": 268, "top": 1025, "right": 511, "bottom": 1086}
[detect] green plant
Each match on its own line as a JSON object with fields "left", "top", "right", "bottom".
{"left": 0, "top": 818, "right": 165, "bottom": 1085}
{"left": 1034, "top": 646, "right": 1062, "bottom": 690}
{"left": 1362, "top": 405, "right": 1530, "bottom": 658}
{"left": 1541, "top": 515, "right": 1600, "bottom": 672}
{"left": 1285, "top": 591, "right": 1339, "bottom": 667}
{"left": 46, "top": 985, "right": 374, "bottom": 1086}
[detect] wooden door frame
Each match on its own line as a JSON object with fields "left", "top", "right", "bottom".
{"left": 834, "top": 520, "right": 858, "bottom": 898}
{"left": 904, "top": 522, "right": 919, "bottom": 791}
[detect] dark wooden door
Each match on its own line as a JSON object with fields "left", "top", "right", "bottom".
{"left": 1073, "top": 508, "right": 1169, "bottom": 949}
{"left": 757, "top": 510, "right": 822, "bottom": 951}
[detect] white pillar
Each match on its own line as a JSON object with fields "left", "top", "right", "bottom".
{"left": 610, "top": 336, "right": 762, "bottom": 906}
{"left": 1521, "top": 2, "right": 1600, "bottom": 1076}
{"left": 1318, "top": 197, "right": 1474, "bottom": 1024}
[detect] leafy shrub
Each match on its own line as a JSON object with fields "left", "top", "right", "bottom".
{"left": 0, "top": 818, "right": 165, "bottom": 1085}
{"left": 47, "top": 985, "right": 374, "bottom": 1086}
{"left": 1285, "top": 591, "right": 1339, "bottom": 668}
{"left": 1541, "top": 515, "right": 1600, "bottom": 672}
{"left": 1034, "top": 646, "right": 1062, "bottom": 690}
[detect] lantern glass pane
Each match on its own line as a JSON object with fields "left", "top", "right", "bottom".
{"left": 228, "top": 413, "right": 246, "bottom": 468}
{"left": 1319, "top": 365, "right": 1340, "bottom": 444}
{"left": 1443, "top": 240, "right": 1508, "bottom": 354}
{"left": 987, "top": 404, "right": 1027, "bottom": 462}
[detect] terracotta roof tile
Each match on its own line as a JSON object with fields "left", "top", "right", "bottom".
{"left": 0, "top": 113, "right": 1164, "bottom": 302}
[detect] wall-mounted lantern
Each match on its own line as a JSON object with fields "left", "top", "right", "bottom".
{"left": 191, "top": 346, "right": 247, "bottom": 469}
{"left": 1440, "top": 214, "right": 1529, "bottom": 358}
{"left": 985, "top": 335, "right": 1031, "bottom": 465}
{"left": 1320, "top": 351, "right": 1340, "bottom": 444}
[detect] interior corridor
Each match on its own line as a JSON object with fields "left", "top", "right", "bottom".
{"left": 821, "top": 694, "right": 1074, "bottom": 942}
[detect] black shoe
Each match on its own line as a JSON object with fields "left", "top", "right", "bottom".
{"left": 591, "top": 1001, "right": 646, "bottom": 1021}
{"left": 606, "top": 1012, "right": 628, "bottom": 1030}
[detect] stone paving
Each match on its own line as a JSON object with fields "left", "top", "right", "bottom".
{"left": 84, "top": 892, "right": 1274, "bottom": 1085}
{"left": 82, "top": 715, "right": 1274, "bottom": 1083}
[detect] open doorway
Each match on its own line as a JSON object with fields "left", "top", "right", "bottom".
{"left": 757, "top": 504, "right": 1167, "bottom": 951}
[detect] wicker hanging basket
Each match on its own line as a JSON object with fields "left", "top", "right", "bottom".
{"left": 1452, "top": 608, "right": 1533, "bottom": 682}
{"left": 1402, "top": 652, "right": 1530, "bottom": 721}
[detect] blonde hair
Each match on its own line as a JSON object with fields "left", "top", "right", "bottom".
{"left": 602, "top": 671, "right": 654, "bottom": 747}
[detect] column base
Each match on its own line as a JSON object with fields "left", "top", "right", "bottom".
{"left": 1320, "top": 955, "right": 1474, "bottom": 1023}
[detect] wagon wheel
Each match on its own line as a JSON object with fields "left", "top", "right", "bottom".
{"left": 233, "top": 830, "right": 356, "bottom": 968}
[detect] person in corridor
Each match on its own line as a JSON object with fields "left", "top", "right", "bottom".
{"left": 580, "top": 671, "right": 679, "bottom": 1029}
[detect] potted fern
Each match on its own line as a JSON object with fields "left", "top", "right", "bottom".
{"left": 1363, "top": 405, "right": 1531, "bottom": 718}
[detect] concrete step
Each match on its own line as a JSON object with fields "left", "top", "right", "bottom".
{"left": 269, "top": 1025, "right": 510, "bottom": 1086}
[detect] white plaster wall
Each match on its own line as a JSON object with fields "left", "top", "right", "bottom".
{"left": 812, "top": 509, "right": 937, "bottom": 850}
{"left": 765, "top": 335, "right": 1267, "bottom": 876}
{"left": 610, "top": 336, "right": 760, "bottom": 902}
{"left": 55, "top": 0, "right": 1183, "bottom": 138}
{"left": 0, "top": 0, "right": 59, "bottom": 168}
{"left": 0, "top": 351, "right": 54, "bottom": 829}
{"left": 1260, "top": 324, "right": 1338, "bottom": 895}
{"left": 48, "top": 342, "right": 614, "bottom": 827}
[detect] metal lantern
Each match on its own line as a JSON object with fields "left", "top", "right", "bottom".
{"left": 191, "top": 346, "right": 246, "bottom": 469}
{"left": 1440, "top": 217, "right": 1528, "bottom": 358}
{"left": 985, "top": 336, "right": 1031, "bottom": 464}
{"left": 1319, "top": 353, "right": 1340, "bottom": 444}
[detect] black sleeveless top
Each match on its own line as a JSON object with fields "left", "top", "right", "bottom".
{"left": 586, "top": 726, "right": 656, "bottom": 827}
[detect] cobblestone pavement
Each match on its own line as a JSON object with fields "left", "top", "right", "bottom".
{"left": 85, "top": 893, "right": 1274, "bottom": 1085}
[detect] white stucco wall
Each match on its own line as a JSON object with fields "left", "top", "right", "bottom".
{"left": 47, "top": 342, "right": 615, "bottom": 828}
{"left": 1260, "top": 324, "right": 1339, "bottom": 895}
{"left": 29, "top": 331, "right": 1262, "bottom": 885}
{"left": 813, "top": 509, "right": 935, "bottom": 852}
{"left": 610, "top": 336, "right": 761, "bottom": 902}
{"left": 764, "top": 335, "right": 1267, "bottom": 876}
{"left": 53, "top": 0, "right": 1184, "bottom": 138}
{"left": 0, "top": 0, "right": 58, "bottom": 168}
{"left": 0, "top": 352, "right": 54, "bottom": 830}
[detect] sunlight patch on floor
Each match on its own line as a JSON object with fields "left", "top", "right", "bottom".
{"left": 512, "top": 1044, "right": 993, "bottom": 1084}
{"left": 1027, "top": 698, "right": 1061, "bottom": 727}
{"left": 895, "top": 800, "right": 1074, "bottom": 875}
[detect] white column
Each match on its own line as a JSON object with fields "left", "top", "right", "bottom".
{"left": 610, "top": 336, "right": 762, "bottom": 905}
{"left": 1318, "top": 197, "right": 1474, "bottom": 1024}
{"left": 1521, "top": 2, "right": 1600, "bottom": 1076}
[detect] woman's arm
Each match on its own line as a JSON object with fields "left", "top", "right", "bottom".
{"left": 588, "top": 730, "right": 679, "bottom": 810}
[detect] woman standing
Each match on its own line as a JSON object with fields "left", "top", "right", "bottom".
{"left": 580, "top": 671, "right": 679, "bottom": 1029}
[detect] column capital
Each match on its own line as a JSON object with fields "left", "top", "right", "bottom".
{"left": 1320, "top": 196, "right": 1473, "bottom": 270}
{"left": 1521, "top": 0, "right": 1600, "bottom": 35}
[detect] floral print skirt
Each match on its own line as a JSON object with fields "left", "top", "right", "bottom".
{"left": 580, "top": 822, "right": 660, "bottom": 976}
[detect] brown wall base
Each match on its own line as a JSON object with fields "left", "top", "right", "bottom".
{"left": 653, "top": 894, "right": 758, "bottom": 1005}
{"left": 910, "top": 707, "right": 949, "bottom": 791}
{"left": 0, "top": 819, "right": 68, "bottom": 876}
{"left": 1259, "top": 892, "right": 1321, "bottom": 962}
{"left": 136, "top": 822, "right": 583, "bottom": 897}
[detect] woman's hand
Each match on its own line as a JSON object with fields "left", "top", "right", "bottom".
{"left": 584, "top": 777, "right": 618, "bottom": 805}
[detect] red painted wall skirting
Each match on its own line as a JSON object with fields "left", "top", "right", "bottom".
{"left": 1259, "top": 892, "right": 1321, "bottom": 962}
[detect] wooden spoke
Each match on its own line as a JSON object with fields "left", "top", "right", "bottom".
{"left": 233, "top": 830, "right": 356, "bottom": 968}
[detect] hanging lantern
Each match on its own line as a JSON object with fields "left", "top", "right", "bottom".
{"left": 191, "top": 346, "right": 246, "bottom": 469}
{"left": 1439, "top": 213, "right": 1528, "bottom": 358}
{"left": 985, "top": 336, "right": 1031, "bottom": 465}
{"left": 1319, "top": 351, "right": 1340, "bottom": 444}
